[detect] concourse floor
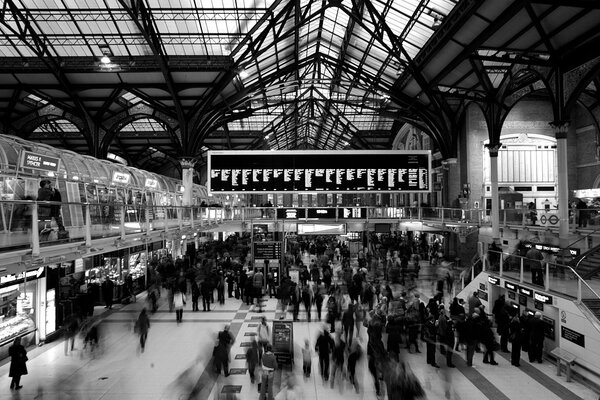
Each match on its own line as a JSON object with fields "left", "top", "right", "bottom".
{"left": 0, "top": 272, "right": 598, "bottom": 399}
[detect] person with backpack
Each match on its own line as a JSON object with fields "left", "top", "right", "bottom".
{"left": 257, "top": 316, "right": 270, "bottom": 358}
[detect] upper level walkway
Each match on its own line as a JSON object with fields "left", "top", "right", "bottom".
{"left": 0, "top": 199, "right": 598, "bottom": 277}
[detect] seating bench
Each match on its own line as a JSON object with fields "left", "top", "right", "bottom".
{"left": 550, "top": 347, "right": 577, "bottom": 382}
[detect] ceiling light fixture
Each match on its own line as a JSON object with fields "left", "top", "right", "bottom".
{"left": 238, "top": 69, "right": 249, "bottom": 79}
{"left": 101, "top": 55, "right": 111, "bottom": 64}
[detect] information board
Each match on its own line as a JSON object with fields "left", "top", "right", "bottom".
{"left": 272, "top": 320, "right": 294, "bottom": 365}
{"left": 561, "top": 326, "right": 585, "bottom": 347}
{"left": 253, "top": 242, "right": 282, "bottom": 260}
{"left": 208, "top": 150, "right": 431, "bottom": 193}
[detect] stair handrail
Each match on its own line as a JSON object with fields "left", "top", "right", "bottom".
{"left": 565, "top": 227, "right": 600, "bottom": 256}
{"left": 548, "top": 257, "right": 600, "bottom": 302}
{"left": 573, "top": 243, "right": 600, "bottom": 280}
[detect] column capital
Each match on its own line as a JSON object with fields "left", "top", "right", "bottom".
{"left": 485, "top": 142, "right": 502, "bottom": 157}
{"left": 179, "top": 157, "right": 197, "bottom": 169}
{"left": 549, "top": 120, "right": 570, "bottom": 139}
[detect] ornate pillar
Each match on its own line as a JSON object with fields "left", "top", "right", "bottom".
{"left": 550, "top": 121, "right": 570, "bottom": 248}
{"left": 486, "top": 143, "right": 501, "bottom": 243}
{"left": 180, "top": 157, "right": 196, "bottom": 207}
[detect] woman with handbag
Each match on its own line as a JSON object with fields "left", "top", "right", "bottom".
{"left": 8, "top": 337, "right": 27, "bottom": 390}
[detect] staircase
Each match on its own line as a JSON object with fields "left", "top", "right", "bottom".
{"left": 582, "top": 299, "right": 600, "bottom": 321}
{"left": 572, "top": 244, "right": 600, "bottom": 280}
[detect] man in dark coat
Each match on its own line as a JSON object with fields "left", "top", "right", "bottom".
{"left": 315, "top": 329, "right": 334, "bottom": 382}
{"left": 526, "top": 246, "right": 545, "bottom": 286}
{"left": 200, "top": 279, "right": 212, "bottom": 311}
{"left": 509, "top": 308, "right": 522, "bottom": 366}
{"left": 493, "top": 294, "right": 510, "bottom": 352}
{"left": 102, "top": 277, "right": 114, "bottom": 309}
{"left": 8, "top": 337, "right": 27, "bottom": 390}
{"left": 528, "top": 311, "right": 545, "bottom": 363}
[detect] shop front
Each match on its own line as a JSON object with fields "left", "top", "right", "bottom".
{"left": 0, "top": 269, "right": 41, "bottom": 359}
{"left": 85, "top": 246, "right": 150, "bottom": 305}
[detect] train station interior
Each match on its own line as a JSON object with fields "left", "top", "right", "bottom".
{"left": 0, "top": 1, "right": 600, "bottom": 399}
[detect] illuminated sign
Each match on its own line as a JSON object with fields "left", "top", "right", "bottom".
{"left": 519, "top": 286, "right": 533, "bottom": 297}
{"left": 307, "top": 208, "right": 336, "bottom": 218}
{"left": 112, "top": 171, "right": 131, "bottom": 185}
{"left": 522, "top": 242, "right": 579, "bottom": 257}
{"left": 145, "top": 178, "right": 158, "bottom": 189}
{"left": 488, "top": 276, "right": 500, "bottom": 286}
{"left": 505, "top": 281, "right": 519, "bottom": 291}
{"left": 208, "top": 150, "right": 431, "bottom": 193}
{"left": 339, "top": 207, "right": 367, "bottom": 218}
{"left": 21, "top": 151, "right": 60, "bottom": 172}
{"left": 277, "top": 208, "right": 304, "bottom": 219}
{"left": 534, "top": 292, "right": 553, "bottom": 304}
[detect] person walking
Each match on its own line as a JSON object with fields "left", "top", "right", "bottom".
{"left": 173, "top": 289, "right": 186, "bottom": 323}
{"left": 253, "top": 268, "right": 264, "bottom": 312}
{"left": 64, "top": 313, "right": 79, "bottom": 356}
{"left": 259, "top": 344, "right": 278, "bottom": 400}
{"left": 246, "top": 339, "right": 260, "bottom": 384}
{"left": 424, "top": 310, "right": 440, "bottom": 368}
{"left": 330, "top": 337, "right": 345, "bottom": 389}
{"left": 200, "top": 279, "right": 211, "bottom": 312}
{"left": 302, "top": 339, "right": 312, "bottom": 379}
{"left": 315, "top": 328, "right": 334, "bottom": 382}
{"left": 215, "top": 325, "right": 235, "bottom": 376}
{"left": 135, "top": 308, "right": 150, "bottom": 352}
{"left": 102, "top": 277, "right": 114, "bottom": 309}
{"left": 342, "top": 303, "right": 355, "bottom": 347}
{"left": 8, "top": 337, "right": 27, "bottom": 390}
{"left": 191, "top": 280, "right": 200, "bottom": 311}
{"left": 257, "top": 316, "right": 270, "bottom": 358}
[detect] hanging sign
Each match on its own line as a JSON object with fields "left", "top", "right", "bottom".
{"left": 21, "top": 151, "right": 60, "bottom": 172}
{"left": 488, "top": 276, "right": 500, "bottom": 286}
{"left": 112, "top": 171, "right": 131, "bottom": 185}
{"left": 534, "top": 292, "right": 553, "bottom": 304}
{"left": 145, "top": 178, "right": 158, "bottom": 189}
{"left": 519, "top": 286, "right": 533, "bottom": 297}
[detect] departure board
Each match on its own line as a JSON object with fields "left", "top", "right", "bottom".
{"left": 208, "top": 150, "right": 431, "bottom": 193}
{"left": 253, "top": 242, "right": 282, "bottom": 259}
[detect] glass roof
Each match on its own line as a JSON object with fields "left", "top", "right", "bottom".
{"left": 0, "top": 0, "right": 460, "bottom": 152}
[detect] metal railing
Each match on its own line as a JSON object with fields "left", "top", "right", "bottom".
{"left": 484, "top": 249, "right": 600, "bottom": 303}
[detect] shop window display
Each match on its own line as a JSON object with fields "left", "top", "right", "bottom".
{"left": 0, "top": 277, "right": 36, "bottom": 357}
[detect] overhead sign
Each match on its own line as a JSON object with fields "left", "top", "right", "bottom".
{"left": 488, "top": 276, "right": 500, "bottom": 286}
{"left": 534, "top": 292, "right": 553, "bottom": 304}
{"left": 21, "top": 151, "right": 60, "bottom": 172}
{"left": 519, "top": 286, "right": 533, "bottom": 297}
{"left": 208, "top": 150, "right": 431, "bottom": 193}
{"left": 253, "top": 242, "right": 282, "bottom": 260}
{"left": 277, "top": 208, "right": 306, "bottom": 219}
{"left": 505, "top": 281, "right": 519, "bottom": 291}
{"left": 145, "top": 178, "right": 158, "bottom": 189}
{"left": 522, "top": 242, "right": 579, "bottom": 257}
{"left": 277, "top": 207, "right": 370, "bottom": 219}
{"left": 112, "top": 171, "right": 131, "bottom": 185}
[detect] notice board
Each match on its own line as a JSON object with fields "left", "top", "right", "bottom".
{"left": 272, "top": 320, "right": 294, "bottom": 365}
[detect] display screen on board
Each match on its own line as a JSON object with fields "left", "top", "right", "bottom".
{"left": 208, "top": 150, "right": 431, "bottom": 193}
